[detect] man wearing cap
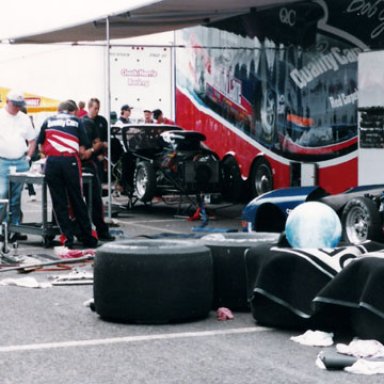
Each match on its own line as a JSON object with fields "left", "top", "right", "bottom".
{"left": 0, "top": 90, "right": 36, "bottom": 241}
{"left": 115, "top": 104, "right": 133, "bottom": 126}
{"left": 37, "top": 100, "right": 98, "bottom": 249}
{"left": 143, "top": 109, "right": 154, "bottom": 124}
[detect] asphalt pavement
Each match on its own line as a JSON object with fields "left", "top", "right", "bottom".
{"left": 0, "top": 187, "right": 382, "bottom": 384}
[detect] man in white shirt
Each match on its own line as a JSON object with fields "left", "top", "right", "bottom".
{"left": 0, "top": 90, "right": 36, "bottom": 241}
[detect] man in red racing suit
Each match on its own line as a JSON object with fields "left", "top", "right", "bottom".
{"left": 37, "top": 100, "right": 98, "bottom": 249}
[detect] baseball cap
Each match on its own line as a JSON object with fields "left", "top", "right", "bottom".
{"left": 152, "top": 109, "right": 162, "bottom": 119}
{"left": 121, "top": 104, "right": 133, "bottom": 112}
{"left": 7, "top": 90, "right": 26, "bottom": 107}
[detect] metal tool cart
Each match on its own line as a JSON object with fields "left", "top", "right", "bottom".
{"left": 8, "top": 172, "right": 93, "bottom": 247}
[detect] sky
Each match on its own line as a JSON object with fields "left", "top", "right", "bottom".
{"left": 0, "top": 0, "right": 176, "bottom": 119}
{"left": 0, "top": 0, "right": 158, "bottom": 40}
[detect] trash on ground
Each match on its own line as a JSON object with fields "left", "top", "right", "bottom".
{"left": 290, "top": 330, "right": 334, "bottom": 347}
{"left": 345, "top": 359, "right": 384, "bottom": 375}
{"left": 0, "top": 254, "right": 95, "bottom": 273}
{"left": 49, "top": 269, "right": 93, "bottom": 285}
{"left": 0, "top": 276, "right": 52, "bottom": 288}
{"left": 54, "top": 246, "right": 96, "bottom": 259}
{"left": 336, "top": 339, "right": 384, "bottom": 358}
{"left": 216, "top": 307, "right": 234, "bottom": 320}
{"left": 317, "top": 349, "right": 384, "bottom": 374}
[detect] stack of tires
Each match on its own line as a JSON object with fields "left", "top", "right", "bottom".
{"left": 199, "top": 232, "right": 280, "bottom": 311}
{"left": 93, "top": 239, "right": 213, "bottom": 324}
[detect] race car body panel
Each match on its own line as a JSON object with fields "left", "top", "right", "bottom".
{"left": 242, "top": 184, "right": 384, "bottom": 233}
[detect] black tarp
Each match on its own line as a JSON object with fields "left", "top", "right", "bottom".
{"left": 245, "top": 241, "right": 384, "bottom": 339}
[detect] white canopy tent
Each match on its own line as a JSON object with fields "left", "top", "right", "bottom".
{"left": 7, "top": 0, "right": 300, "bottom": 44}
{"left": 5, "top": 0, "right": 301, "bottom": 219}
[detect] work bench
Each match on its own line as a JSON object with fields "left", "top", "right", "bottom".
{"left": 9, "top": 172, "right": 93, "bottom": 247}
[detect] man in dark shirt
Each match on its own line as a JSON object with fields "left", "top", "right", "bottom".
{"left": 84, "top": 98, "right": 108, "bottom": 182}
{"left": 37, "top": 100, "right": 98, "bottom": 249}
{"left": 82, "top": 105, "right": 115, "bottom": 242}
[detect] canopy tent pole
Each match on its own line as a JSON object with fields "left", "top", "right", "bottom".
{"left": 105, "top": 16, "right": 112, "bottom": 221}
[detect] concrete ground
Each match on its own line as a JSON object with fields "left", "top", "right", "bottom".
{"left": 0, "top": 186, "right": 382, "bottom": 384}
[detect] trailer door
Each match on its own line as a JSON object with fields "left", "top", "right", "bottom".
{"left": 110, "top": 46, "right": 173, "bottom": 121}
{"left": 358, "top": 51, "right": 384, "bottom": 185}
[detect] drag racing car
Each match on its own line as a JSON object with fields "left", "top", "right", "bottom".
{"left": 111, "top": 124, "right": 221, "bottom": 203}
{"left": 241, "top": 184, "right": 384, "bottom": 244}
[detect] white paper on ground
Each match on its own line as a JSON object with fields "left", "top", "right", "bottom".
{"left": 0, "top": 277, "right": 52, "bottom": 288}
{"left": 290, "top": 330, "right": 334, "bottom": 347}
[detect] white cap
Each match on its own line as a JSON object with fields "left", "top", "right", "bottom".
{"left": 6, "top": 90, "right": 25, "bottom": 107}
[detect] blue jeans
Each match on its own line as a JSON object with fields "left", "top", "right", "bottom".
{"left": 0, "top": 157, "right": 29, "bottom": 225}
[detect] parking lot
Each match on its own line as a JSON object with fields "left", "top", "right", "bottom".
{"left": 0, "top": 187, "right": 382, "bottom": 383}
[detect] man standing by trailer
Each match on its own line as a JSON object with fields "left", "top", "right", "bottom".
{"left": 0, "top": 90, "right": 36, "bottom": 242}
{"left": 152, "top": 109, "right": 175, "bottom": 125}
{"left": 81, "top": 101, "right": 115, "bottom": 242}
{"left": 142, "top": 109, "right": 154, "bottom": 124}
{"left": 37, "top": 100, "right": 98, "bottom": 249}
{"left": 84, "top": 98, "right": 108, "bottom": 182}
{"left": 116, "top": 104, "right": 133, "bottom": 126}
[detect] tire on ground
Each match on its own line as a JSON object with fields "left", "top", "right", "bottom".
{"left": 200, "top": 232, "right": 280, "bottom": 311}
{"left": 94, "top": 239, "right": 213, "bottom": 323}
{"left": 341, "top": 196, "right": 382, "bottom": 243}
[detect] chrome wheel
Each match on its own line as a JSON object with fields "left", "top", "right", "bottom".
{"left": 342, "top": 197, "right": 382, "bottom": 244}
{"left": 344, "top": 206, "right": 369, "bottom": 243}
{"left": 134, "top": 162, "right": 156, "bottom": 202}
{"left": 135, "top": 167, "right": 148, "bottom": 199}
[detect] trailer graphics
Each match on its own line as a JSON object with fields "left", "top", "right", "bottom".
{"left": 175, "top": 0, "right": 376, "bottom": 197}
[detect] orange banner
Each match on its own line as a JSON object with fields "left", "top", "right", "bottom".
{"left": 0, "top": 87, "right": 59, "bottom": 113}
